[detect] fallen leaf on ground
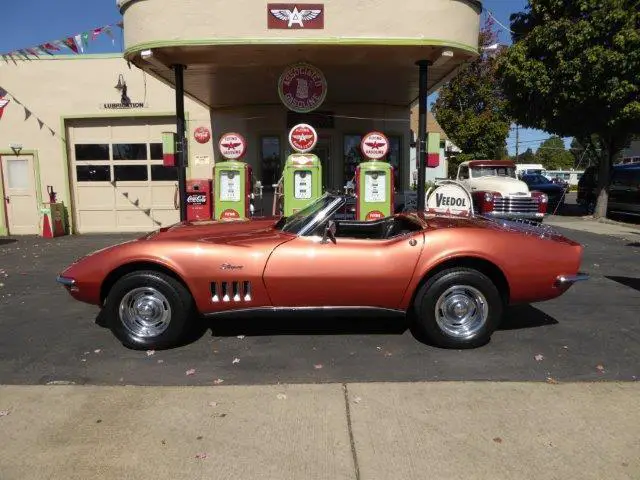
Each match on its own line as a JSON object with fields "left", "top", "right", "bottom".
{"left": 208, "top": 401, "right": 218, "bottom": 407}
{"left": 593, "top": 263, "right": 600, "bottom": 267}
{"left": 534, "top": 354, "right": 544, "bottom": 362}
{"left": 563, "top": 346, "right": 569, "bottom": 349}
{"left": 195, "top": 453, "right": 208, "bottom": 460}
{"left": 213, "top": 378, "right": 224, "bottom": 385}
{"left": 384, "top": 351, "right": 393, "bottom": 357}
{"left": 314, "top": 364, "right": 323, "bottom": 369}
{"left": 186, "top": 369, "right": 196, "bottom": 376}
{"left": 353, "top": 396, "right": 362, "bottom": 404}
{"left": 80, "top": 359, "right": 87, "bottom": 363}
{"left": 493, "top": 437, "right": 503, "bottom": 444}
{"left": 546, "top": 377, "right": 559, "bottom": 384}
{"left": 376, "top": 346, "right": 382, "bottom": 350}
{"left": 157, "top": 359, "right": 164, "bottom": 364}
{"left": 196, "top": 436, "right": 203, "bottom": 440}
{"left": 212, "top": 413, "right": 227, "bottom": 418}
{"left": 237, "top": 335, "right": 245, "bottom": 339}
{"left": 596, "top": 364, "right": 605, "bottom": 373}
{"left": 277, "top": 393, "right": 287, "bottom": 400}
{"left": 146, "top": 350, "right": 155, "bottom": 356}
{"left": 0, "top": 410, "right": 9, "bottom": 417}
{"left": 232, "top": 358, "right": 240, "bottom": 365}
{"left": 94, "top": 349, "right": 101, "bottom": 354}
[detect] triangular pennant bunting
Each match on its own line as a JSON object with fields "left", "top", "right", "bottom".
{"left": 81, "top": 32, "right": 90, "bottom": 49}
{"left": 104, "top": 26, "right": 115, "bottom": 45}
{"left": 24, "top": 107, "right": 32, "bottom": 121}
{"left": 37, "top": 118, "right": 45, "bottom": 130}
{"left": 64, "top": 37, "right": 79, "bottom": 53}
{"left": 74, "top": 34, "right": 84, "bottom": 53}
{"left": 92, "top": 27, "right": 103, "bottom": 40}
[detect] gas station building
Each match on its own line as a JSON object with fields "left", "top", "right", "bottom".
{"left": 0, "top": 0, "right": 481, "bottom": 236}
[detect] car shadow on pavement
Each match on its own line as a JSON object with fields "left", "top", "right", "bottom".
{"left": 605, "top": 276, "right": 640, "bottom": 293}
{"left": 499, "top": 305, "right": 559, "bottom": 330}
{"left": 0, "top": 238, "right": 17, "bottom": 246}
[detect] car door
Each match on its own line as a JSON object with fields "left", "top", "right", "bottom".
{"left": 263, "top": 231, "right": 424, "bottom": 309}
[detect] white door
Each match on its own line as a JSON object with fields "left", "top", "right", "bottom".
{"left": 1, "top": 156, "right": 39, "bottom": 235}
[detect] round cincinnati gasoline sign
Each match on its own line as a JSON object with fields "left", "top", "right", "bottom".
{"left": 361, "top": 131, "right": 390, "bottom": 160}
{"left": 289, "top": 123, "right": 318, "bottom": 153}
{"left": 278, "top": 63, "right": 327, "bottom": 113}
{"left": 218, "top": 132, "right": 246, "bottom": 160}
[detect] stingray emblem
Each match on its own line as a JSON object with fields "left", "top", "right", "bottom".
{"left": 220, "top": 263, "right": 243, "bottom": 270}
{"left": 270, "top": 7, "right": 321, "bottom": 28}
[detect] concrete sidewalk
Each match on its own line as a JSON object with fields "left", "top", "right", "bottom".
{"left": 545, "top": 215, "right": 640, "bottom": 241}
{"left": 0, "top": 382, "right": 637, "bottom": 480}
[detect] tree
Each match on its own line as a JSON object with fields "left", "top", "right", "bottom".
{"left": 513, "top": 147, "right": 535, "bottom": 164}
{"left": 432, "top": 18, "right": 511, "bottom": 178}
{"left": 535, "top": 136, "right": 574, "bottom": 170}
{"left": 497, "top": 0, "right": 640, "bottom": 218}
{"left": 570, "top": 136, "right": 602, "bottom": 169}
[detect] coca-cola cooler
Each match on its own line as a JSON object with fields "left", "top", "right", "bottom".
{"left": 186, "top": 179, "right": 213, "bottom": 221}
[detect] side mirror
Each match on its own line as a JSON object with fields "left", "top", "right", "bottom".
{"left": 321, "top": 220, "right": 337, "bottom": 244}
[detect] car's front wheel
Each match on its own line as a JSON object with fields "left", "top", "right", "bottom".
{"left": 412, "top": 268, "right": 503, "bottom": 349}
{"left": 104, "top": 270, "right": 195, "bottom": 350}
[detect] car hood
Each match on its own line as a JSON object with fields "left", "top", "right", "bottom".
{"left": 464, "top": 176, "right": 531, "bottom": 196}
{"left": 142, "top": 218, "right": 293, "bottom": 246}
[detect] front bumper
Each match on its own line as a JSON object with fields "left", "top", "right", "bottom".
{"left": 56, "top": 275, "right": 76, "bottom": 286}
{"left": 555, "top": 273, "right": 590, "bottom": 288}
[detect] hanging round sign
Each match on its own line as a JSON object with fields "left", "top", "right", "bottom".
{"left": 194, "top": 126, "right": 211, "bottom": 144}
{"left": 361, "top": 131, "right": 389, "bottom": 160}
{"left": 289, "top": 123, "right": 318, "bottom": 153}
{"left": 218, "top": 132, "right": 246, "bottom": 160}
{"left": 426, "top": 182, "right": 473, "bottom": 217}
{"left": 278, "top": 62, "right": 327, "bottom": 113}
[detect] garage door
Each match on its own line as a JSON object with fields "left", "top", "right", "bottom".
{"left": 68, "top": 117, "right": 181, "bottom": 233}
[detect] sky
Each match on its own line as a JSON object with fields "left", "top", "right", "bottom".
{"left": 0, "top": 0, "right": 565, "bottom": 157}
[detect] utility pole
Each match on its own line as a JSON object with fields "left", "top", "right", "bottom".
{"left": 515, "top": 124, "right": 520, "bottom": 160}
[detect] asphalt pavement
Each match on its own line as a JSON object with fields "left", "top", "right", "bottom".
{"left": 1, "top": 219, "right": 638, "bottom": 386}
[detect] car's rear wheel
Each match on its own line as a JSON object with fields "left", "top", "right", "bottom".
{"left": 104, "top": 270, "right": 194, "bottom": 350}
{"left": 412, "top": 268, "right": 503, "bottom": 349}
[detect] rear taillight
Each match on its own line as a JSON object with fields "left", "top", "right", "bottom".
{"left": 531, "top": 191, "right": 548, "bottom": 214}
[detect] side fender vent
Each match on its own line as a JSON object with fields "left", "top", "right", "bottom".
{"left": 211, "top": 281, "right": 251, "bottom": 303}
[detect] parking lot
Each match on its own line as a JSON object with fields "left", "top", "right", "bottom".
{"left": 0, "top": 220, "right": 639, "bottom": 387}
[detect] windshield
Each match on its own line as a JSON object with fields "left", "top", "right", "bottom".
{"left": 277, "top": 194, "right": 343, "bottom": 235}
{"left": 471, "top": 166, "right": 516, "bottom": 179}
{"left": 524, "top": 174, "right": 552, "bottom": 185}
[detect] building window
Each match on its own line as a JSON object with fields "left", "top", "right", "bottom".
{"left": 260, "top": 136, "right": 281, "bottom": 189}
{"left": 151, "top": 165, "right": 178, "bottom": 181}
{"left": 114, "top": 165, "right": 148, "bottom": 182}
{"left": 388, "top": 135, "right": 402, "bottom": 190}
{"left": 343, "top": 135, "right": 363, "bottom": 185}
{"left": 150, "top": 143, "right": 164, "bottom": 160}
{"left": 113, "top": 143, "right": 148, "bottom": 160}
{"left": 76, "top": 165, "right": 111, "bottom": 182}
{"left": 75, "top": 144, "right": 109, "bottom": 161}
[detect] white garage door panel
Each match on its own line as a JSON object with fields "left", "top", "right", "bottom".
{"left": 69, "top": 117, "right": 183, "bottom": 234}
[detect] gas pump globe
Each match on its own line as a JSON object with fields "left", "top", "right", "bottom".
{"left": 282, "top": 124, "right": 323, "bottom": 216}
{"left": 213, "top": 132, "right": 253, "bottom": 220}
{"left": 355, "top": 131, "right": 395, "bottom": 221}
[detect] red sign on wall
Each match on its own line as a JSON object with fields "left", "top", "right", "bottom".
{"left": 278, "top": 63, "right": 327, "bottom": 113}
{"left": 268, "top": 4, "right": 324, "bottom": 29}
{"left": 194, "top": 126, "right": 211, "bottom": 144}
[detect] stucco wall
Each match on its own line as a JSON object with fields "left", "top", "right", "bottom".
{"left": 121, "top": 0, "right": 480, "bottom": 52}
{"left": 0, "top": 55, "right": 212, "bottom": 212}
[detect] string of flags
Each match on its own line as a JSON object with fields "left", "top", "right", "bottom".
{"left": 1, "top": 21, "right": 124, "bottom": 64}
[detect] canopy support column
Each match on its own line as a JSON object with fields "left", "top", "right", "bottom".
{"left": 416, "top": 60, "right": 431, "bottom": 212}
{"left": 174, "top": 64, "right": 188, "bottom": 222}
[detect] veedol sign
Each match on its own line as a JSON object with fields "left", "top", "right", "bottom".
{"left": 426, "top": 182, "right": 473, "bottom": 217}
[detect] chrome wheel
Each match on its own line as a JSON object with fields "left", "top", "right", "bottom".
{"left": 119, "top": 287, "right": 172, "bottom": 338}
{"left": 434, "top": 285, "right": 488, "bottom": 340}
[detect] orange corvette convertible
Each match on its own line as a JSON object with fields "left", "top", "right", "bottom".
{"left": 57, "top": 193, "right": 588, "bottom": 350}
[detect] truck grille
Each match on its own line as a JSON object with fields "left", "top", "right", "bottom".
{"left": 493, "top": 196, "right": 539, "bottom": 213}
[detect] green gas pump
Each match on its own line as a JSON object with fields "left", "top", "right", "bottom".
{"left": 355, "top": 131, "right": 395, "bottom": 221}
{"left": 283, "top": 124, "right": 323, "bottom": 216}
{"left": 213, "top": 133, "right": 253, "bottom": 220}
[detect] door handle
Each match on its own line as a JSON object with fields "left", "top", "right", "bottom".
{"left": 4, "top": 196, "right": 9, "bottom": 203}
